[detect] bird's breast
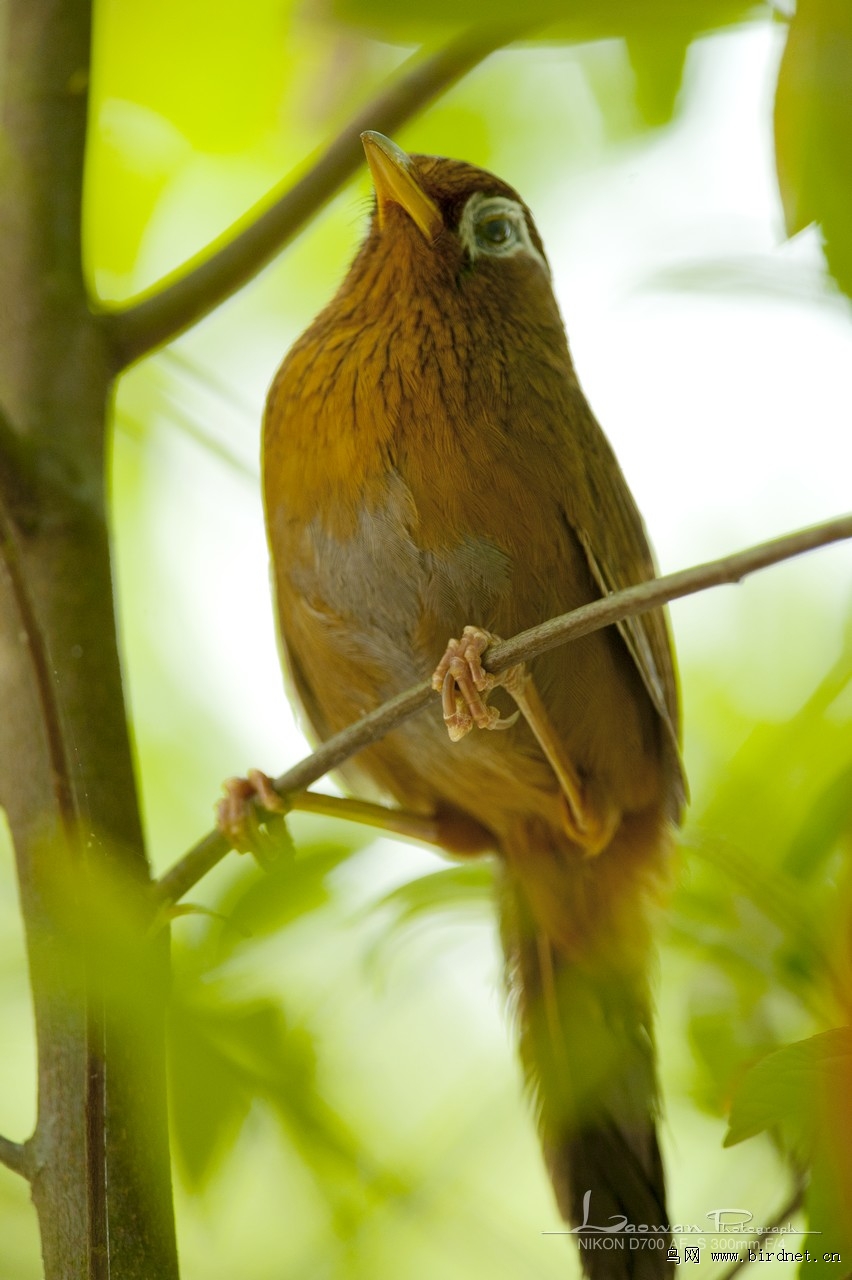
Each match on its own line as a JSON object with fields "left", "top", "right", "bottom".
{"left": 265, "top": 315, "right": 592, "bottom": 692}
{"left": 282, "top": 467, "right": 514, "bottom": 681}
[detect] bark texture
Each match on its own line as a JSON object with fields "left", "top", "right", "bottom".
{"left": 0, "top": 1, "right": 178, "bottom": 1274}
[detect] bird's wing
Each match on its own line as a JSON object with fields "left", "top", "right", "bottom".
{"left": 564, "top": 424, "right": 687, "bottom": 819}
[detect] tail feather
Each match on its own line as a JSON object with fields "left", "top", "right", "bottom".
{"left": 500, "top": 814, "right": 673, "bottom": 1279}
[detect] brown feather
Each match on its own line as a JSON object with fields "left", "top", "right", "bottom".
{"left": 263, "top": 145, "right": 683, "bottom": 1275}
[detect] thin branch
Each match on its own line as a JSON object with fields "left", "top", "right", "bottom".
{"left": 154, "top": 513, "right": 852, "bottom": 907}
{"left": 105, "top": 22, "right": 530, "bottom": 368}
{"left": 716, "top": 1181, "right": 805, "bottom": 1280}
{"left": 490, "top": 514, "right": 852, "bottom": 672}
{"left": 0, "top": 1134, "right": 32, "bottom": 1180}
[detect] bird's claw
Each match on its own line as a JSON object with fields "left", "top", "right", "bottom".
{"left": 216, "top": 769, "right": 288, "bottom": 858}
{"left": 432, "top": 625, "right": 522, "bottom": 742}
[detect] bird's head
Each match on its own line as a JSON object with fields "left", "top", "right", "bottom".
{"left": 356, "top": 132, "right": 557, "bottom": 321}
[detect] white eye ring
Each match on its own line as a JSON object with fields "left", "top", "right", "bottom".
{"left": 458, "top": 193, "right": 548, "bottom": 273}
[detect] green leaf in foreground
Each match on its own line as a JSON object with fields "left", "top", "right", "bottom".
{"left": 724, "top": 1028, "right": 852, "bottom": 1276}
{"left": 168, "top": 992, "right": 408, "bottom": 1222}
{"left": 724, "top": 1026, "right": 852, "bottom": 1151}
{"left": 775, "top": 0, "right": 852, "bottom": 298}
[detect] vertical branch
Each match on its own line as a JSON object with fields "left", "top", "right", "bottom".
{"left": 0, "top": 1, "right": 178, "bottom": 1275}
{"left": 107, "top": 22, "right": 530, "bottom": 365}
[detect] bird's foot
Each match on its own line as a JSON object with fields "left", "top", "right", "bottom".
{"left": 433, "top": 628, "right": 621, "bottom": 857}
{"left": 557, "top": 788, "right": 621, "bottom": 858}
{"left": 509, "top": 678, "right": 622, "bottom": 858}
{"left": 432, "top": 625, "right": 521, "bottom": 742}
{"left": 216, "top": 769, "right": 288, "bottom": 855}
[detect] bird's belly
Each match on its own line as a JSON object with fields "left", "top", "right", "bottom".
{"left": 273, "top": 472, "right": 662, "bottom": 835}
{"left": 282, "top": 555, "right": 567, "bottom": 839}
{"left": 280, "top": 470, "right": 515, "bottom": 696}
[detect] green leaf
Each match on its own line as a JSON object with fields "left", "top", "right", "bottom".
{"left": 374, "top": 862, "right": 494, "bottom": 928}
{"left": 688, "top": 987, "right": 780, "bottom": 1116}
{"left": 168, "top": 997, "right": 257, "bottom": 1188}
{"left": 775, "top": 0, "right": 852, "bottom": 297}
{"left": 168, "top": 991, "right": 407, "bottom": 1215}
{"left": 363, "top": 863, "right": 495, "bottom": 971}
{"left": 330, "top": 0, "right": 757, "bottom": 46}
{"left": 674, "top": 634, "right": 852, "bottom": 1018}
{"left": 783, "top": 763, "right": 852, "bottom": 880}
{"left": 212, "top": 839, "right": 361, "bottom": 960}
{"left": 625, "top": 26, "right": 690, "bottom": 127}
{"left": 724, "top": 1026, "right": 852, "bottom": 1151}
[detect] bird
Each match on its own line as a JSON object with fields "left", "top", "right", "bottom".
{"left": 246, "top": 131, "right": 685, "bottom": 1275}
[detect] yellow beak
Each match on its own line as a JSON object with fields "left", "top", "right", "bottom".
{"left": 361, "top": 131, "right": 443, "bottom": 243}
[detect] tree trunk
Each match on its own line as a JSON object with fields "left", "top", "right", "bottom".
{"left": 0, "top": 1, "right": 179, "bottom": 1274}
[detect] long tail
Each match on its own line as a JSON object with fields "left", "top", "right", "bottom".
{"left": 500, "top": 809, "right": 673, "bottom": 1279}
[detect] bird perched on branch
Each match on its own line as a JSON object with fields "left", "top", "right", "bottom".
{"left": 256, "top": 131, "right": 684, "bottom": 1274}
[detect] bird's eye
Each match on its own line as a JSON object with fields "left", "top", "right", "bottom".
{"left": 459, "top": 194, "right": 547, "bottom": 271}
{"left": 474, "top": 215, "right": 518, "bottom": 251}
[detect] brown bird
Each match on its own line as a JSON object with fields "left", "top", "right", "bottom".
{"left": 250, "top": 132, "right": 685, "bottom": 1274}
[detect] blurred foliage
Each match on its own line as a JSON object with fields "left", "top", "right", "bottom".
{"left": 327, "top": 0, "right": 764, "bottom": 133}
{"left": 152, "top": 606, "right": 852, "bottom": 1273}
{"left": 725, "top": 1028, "right": 852, "bottom": 1273}
{"left": 328, "top": 0, "right": 761, "bottom": 47}
{"left": 1, "top": 0, "right": 851, "bottom": 1276}
{"left": 674, "top": 623, "right": 852, "bottom": 1264}
{"left": 87, "top": 0, "right": 852, "bottom": 308}
{"left": 167, "top": 839, "right": 413, "bottom": 1234}
{"left": 775, "top": 0, "right": 852, "bottom": 296}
